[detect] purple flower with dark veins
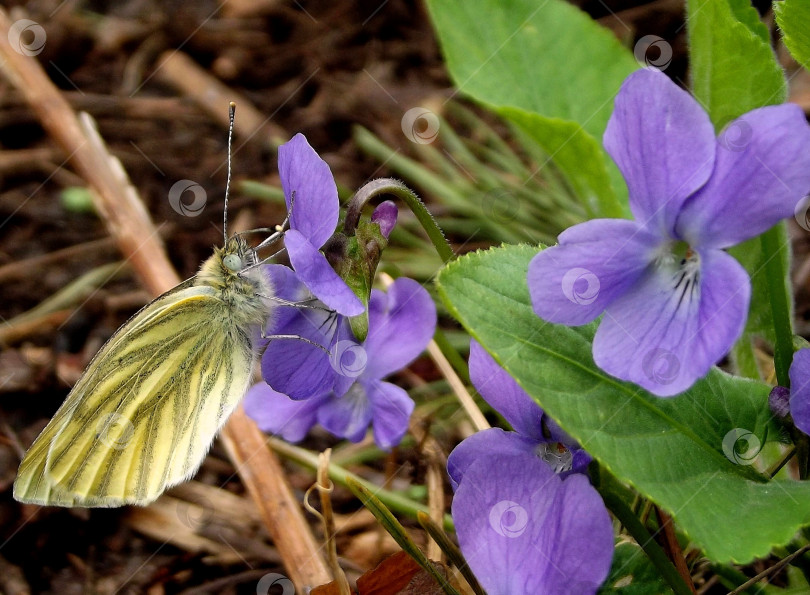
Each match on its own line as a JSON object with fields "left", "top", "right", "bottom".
{"left": 528, "top": 68, "right": 810, "bottom": 397}
{"left": 449, "top": 341, "right": 612, "bottom": 594}
{"left": 448, "top": 341, "right": 591, "bottom": 488}
{"left": 245, "top": 276, "right": 436, "bottom": 449}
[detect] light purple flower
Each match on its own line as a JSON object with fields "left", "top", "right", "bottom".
{"left": 448, "top": 342, "right": 612, "bottom": 594}
{"left": 528, "top": 68, "right": 810, "bottom": 397}
{"left": 246, "top": 277, "right": 436, "bottom": 448}
{"left": 452, "top": 452, "right": 613, "bottom": 595}
{"left": 447, "top": 341, "right": 591, "bottom": 490}
{"left": 788, "top": 349, "right": 810, "bottom": 435}
{"left": 279, "top": 133, "right": 364, "bottom": 316}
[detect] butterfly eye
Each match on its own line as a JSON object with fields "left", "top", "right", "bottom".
{"left": 223, "top": 254, "right": 242, "bottom": 272}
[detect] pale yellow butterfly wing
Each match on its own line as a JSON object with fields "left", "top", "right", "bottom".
{"left": 14, "top": 282, "right": 256, "bottom": 507}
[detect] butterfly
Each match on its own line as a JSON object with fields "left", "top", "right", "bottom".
{"left": 14, "top": 105, "right": 286, "bottom": 507}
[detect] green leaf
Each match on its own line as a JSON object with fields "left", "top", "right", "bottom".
{"left": 425, "top": 0, "right": 637, "bottom": 138}
{"left": 425, "top": 0, "right": 637, "bottom": 216}
{"left": 597, "top": 543, "right": 674, "bottom": 594}
{"left": 437, "top": 245, "right": 810, "bottom": 563}
{"left": 775, "top": 0, "right": 810, "bottom": 72}
{"left": 687, "top": 0, "right": 786, "bottom": 127}
{"left": 728, "top": 0, "right": 770, "bottom": 41}
{"left": 500, "top": 108, "right": 624, "bottom": 218}
{"left": 729, "top": 224, "right": 793, "bottom": 377}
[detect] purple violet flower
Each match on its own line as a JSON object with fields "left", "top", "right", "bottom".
{"left": 449, "top": 342, "right": 612, "bottom": 594}
{"left": 279, "top": 133, "right": 364, "bottom": 316}
{"left": 448, "top": 341, "right": 591, "bottom": 489}
{"left": 528, "top": 69, "right": 810, "bottom": 397}
{"left": 787, "top": 349, "right": 810, "bottom": 435}
{"left": 245, "top": 276, "right": 436, "bottom": 449}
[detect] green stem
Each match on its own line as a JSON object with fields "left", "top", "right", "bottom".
{"left": 596, "top": 478, "right": 693, "bottom": 595}
{"left": 761, "top": 225, "right": 794, "bottom": 387}
{"left": 267, "top": 436, "right": 454, "bottom": 531}
{"left": 344, "top": 177, "right": 455, "bottom": 263}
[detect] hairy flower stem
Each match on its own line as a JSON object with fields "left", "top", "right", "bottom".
{"left": 761, "top": 225, "right": 794, "bottom": 387}
{"left": 345, "top": 178, "right": 455, "bottom": 263}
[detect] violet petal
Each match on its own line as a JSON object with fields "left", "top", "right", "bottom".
{"left": 262, "top": 307, "right": 344, "bottom": 400}
{"left": 317, "top": 383, "right": 374, "bottom": 443}
{"left": 769, "top": 385, "right": 791, "bottom": 420}
{"left": 243, "top": 382, "right": 328, "bottom": 442}
{"left": 285, "top": 229, "right": 365, "bottom": 316}
{"left": 261, "top": 264, "right": 311, "bottom": 338}
{"left": 366, "top": 379, "right": 415, "bottom": 449}
{"left": 372, "top": 200, "right": 398, "bottom": 239}
{"left": 469, "top": 340, "right": 544, "bottom": 441}
{"left": 528, "top": 218, "right": 658, "bottom": 326}
{"left": 603, "top": 69, "right": 715, "bottom": 236}
{"left": 278, "top": 133, "right": 339, "bottom": 249}
{"left": 363, "top": 278, "right": 436, "bottom": 379}
{"left": 452, "top": 453, "right": 613, "bottom": 595}
{"left": 789, "top": 349, "right": 810, "bottom": 435}
{"left": 676, "top": 104, "right": 810, "bottom": 248}
{"left": 447, "top": 428, "right": 542, "bottom": 491}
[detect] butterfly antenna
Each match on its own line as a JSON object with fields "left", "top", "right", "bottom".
{"left": 224, "top": 102, "right": 236, "bottom": 244}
